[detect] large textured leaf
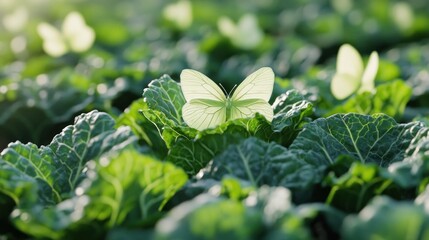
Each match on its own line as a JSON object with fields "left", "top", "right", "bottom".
{"left": 142, "top": 74, "right": 186, "bottom": 125}
{"left": 0, "top": 163, "right": 38, "bottom": 207}
{"left": 82, "top": 149, "right": 188, "bottom": 224}
{"left": 289, "top": 113, "right": 422, "bottom": 168}
{"left": 386, "top": 125, "right": 429, "bottom": 188}
{"left": 342, "top": 197, "right": 429, "bottom": 240}
{"left": 271, "top": 90, "right": 313, "bottom": 146}
{"left": 324, "top": 122, "right": 429, "bottom": 212}
{"left": 207, "top": 137, "right": 314, "bottom": 189}
{"left": 210, "top": 113, "right": 424, "bottom": 189}
{"left": 11, "top": 148, "right": 188, "bottom": 239}
{"left": 166, "top": 125, "right": 250, "bottom": 175}
{"left": 139, "top": 75, "right": 196, "bottom": 151}
{"left": 208, "top": 114, "right": 424, "bottom": 195}
{"left": 0, "top": 111, "right": 135, "bottom": 207}
{"left": 116, "top": 99, "right": 168, "bottom": 157}
{"left": 166, "top": 115, "right": 274, "bottom": 175}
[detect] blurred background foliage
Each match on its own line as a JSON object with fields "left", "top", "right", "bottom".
{"left": 1, "top": 0, "right": 429, "bottom": 149}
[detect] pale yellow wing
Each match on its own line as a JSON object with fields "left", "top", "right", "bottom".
{"left": 231, "top": 67, "right": 274, "bottom": 102}
{"left": 359, "top": 51, "right": 379, "bottom": 93}
{"left": 182, "top": 99, "right": 226, "bottom": 130}
{"left": 330, "top": 73, "right": 361, "bottom": 100}
{"left": 336, "top": 44, "right": 364, "bottom": 79}
{"left": 180, "top": 69, "right": 227, "bottom": 102}
{"left": 230, "top": 99, "right": 273, "bottom": 122}
{"left": 331, "top": 44, "right": 364, "bottom": 99}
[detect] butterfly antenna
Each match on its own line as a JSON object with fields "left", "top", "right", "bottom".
{"left": 219, "top": 83, "right": 228, "bottom": 95}
{"left": 219, "top": 83, "right": 238, "bottom": 97}
{"left": 229, "top": 84, "right": 238, "bottom": 97}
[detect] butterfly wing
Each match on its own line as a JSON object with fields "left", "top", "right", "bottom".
{"left": 181, "top": 69, "right": 227, "bottom": 102}
{"left": 231, "top": 67, "right": 274, "bottom": 102}
{"left": 330, "top": 73, "right": 362, "bottom": 100}
{"left": 359, "top": 51, "right": 379, "bottom": 93}
{"left": 229, "top": 67, "right": 274, "bottom": 121}
{"left": 37, "top": 23, "right": 67, "bottom": 57}
{"left": 182, "top": 99, "right": 226, "bottom": 131}
{"left": 181, "top": 69, "right": 227, "bottom": 130}
{"left": 331, "top": 44, "right": 364, "bottom": 100}
{"left": 62, "top": 12, "right": 95, "bottom": 53}
{"left": 230, "top": 99, "right": 273, "bottom": 122}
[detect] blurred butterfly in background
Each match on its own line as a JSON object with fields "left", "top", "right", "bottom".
{"left": 180, "top": 67, "right": 274, "bottom": 131}
{"left": 37, "top": 11, "right": 95, "bottom": 57}
{"left": 331, "top": 44, "right": 379, "bottom": 100}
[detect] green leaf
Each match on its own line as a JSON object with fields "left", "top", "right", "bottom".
{"left": 166, "top": 115, "right": 273, "bottom": 175}
{"left": 139, "top": 75, "right": 197, "bottom": 151}
{"left": 207, "top": 137, "right": 312, "bottom": 189}
{"left": 166, "top": 125, "right": 248, "bottom": 175}
{"left": 342, "top": 197, "right": 429, "bottom": 240}
{"left": 165, "top": 179, "right": 221, "bottom": 209}
{"left": 0, "top": 111, "right": 137, "bottom": 238}
{"left": 208, "top": 114, "right": 424, "bottom": 192}
{"left": 282, "top": 113, "right": 422, "bottom": 196}
{"left": 1, "top": 143, "right": 62, "bottom": 205}
{"left": 48, "top": 111, "right": 136, "bottom": 195}
{"left": 328, "top": 80, "right": 412, "bottom": 119}
{"left": 155, "top": 194, "right": 263, "bottom": 240}
{"left": 0, "top": 163, "right": 38, "bottom": 207}
{"left": 324, "top": 162, "right": 410, "bottom": 212}
{"left": 11, "top": 148, "right": 188, "bottom": 239}
{"left": 142, "top": 74, "right": 186, "bottom": 126}
{"left": 116, "top": 99, "right": 168, "bottom": 157}
{"left": 289, "top": 113, "right": 422, "bottom": 167}
{"left": 324, "top": 122, "right": 429, "bottom": 212}
{"left": 78, "top": 149, "right": 188, "bottom": 226}
{"left": 265, "top": 213, "right": 312, "bottom": 240}
{"left": 0, "top": 110, "right": 136, "bottom": 207}
{"left": 0, "top": 70, "right": 94, "bottom": 145}
{"left": 221, "top": 177, "right": 255, "bottom": 201}
{"left": 386, "top": 125, "right": 429, "bottom": 188}
{"left": 272, "top": 90, "right": 314, "bottom": 146}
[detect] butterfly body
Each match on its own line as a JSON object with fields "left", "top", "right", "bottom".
{"left": 181, "top": 67, "right": 274, "bottom": 130}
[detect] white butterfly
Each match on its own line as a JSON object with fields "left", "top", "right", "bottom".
{"left": 37, "top": 11, "right": 95, "bottom": 57}
{"left": 180, "top": 67, "right": 274, "bottom": 131}
{"left": 331, "top": 44, "right": 379, "bottom": 100}
{"left": 217, "top": 14, "right": 263, "bottom": 50}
